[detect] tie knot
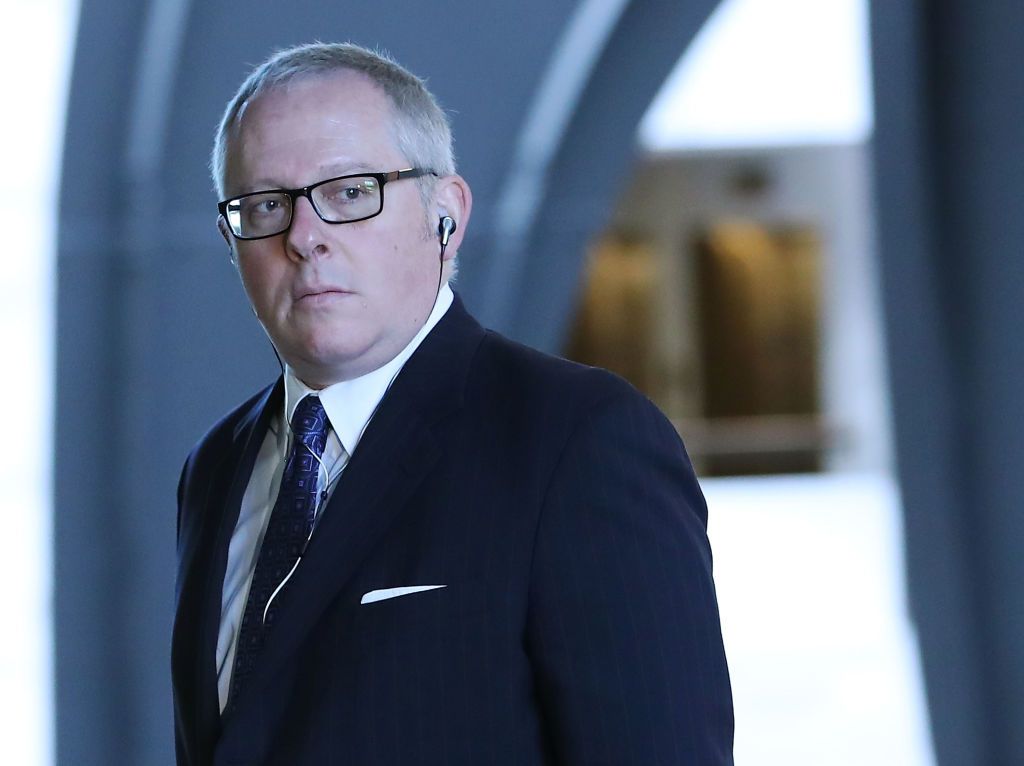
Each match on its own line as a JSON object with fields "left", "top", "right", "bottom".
{"left": 290, "top": 395, "right": 329, "bottom": 441}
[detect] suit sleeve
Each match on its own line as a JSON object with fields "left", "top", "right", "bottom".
{"left": 525, "top": 389, "right": 734, "bottom": 765}
{"left": 176, "top": 452, "right": 191, "bottom": 550}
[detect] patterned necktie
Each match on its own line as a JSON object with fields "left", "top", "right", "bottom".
{"left": 226, "top": 394, "right": 331, "bottom": 713}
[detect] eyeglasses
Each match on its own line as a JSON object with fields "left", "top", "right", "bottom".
{"left": 218, "top": 167, "right": 435, "bottom": 241}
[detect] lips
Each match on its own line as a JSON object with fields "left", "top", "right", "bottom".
{"left": 295, "top": 285, "right": 351, "bottom": 301}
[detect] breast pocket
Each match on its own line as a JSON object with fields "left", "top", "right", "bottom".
{"left": 333, "top": 580, "right": 520, "bottom": 762}
{"left": 352, "top": 580, "right": 489, "bottom": 658}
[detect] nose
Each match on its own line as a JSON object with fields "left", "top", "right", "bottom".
{"left": 284, "top": 195, "right": 330, "bottom": 261}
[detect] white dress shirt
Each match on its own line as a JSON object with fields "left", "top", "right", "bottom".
{"left": 216, "top": 284, "right": 454, "bottom": 711}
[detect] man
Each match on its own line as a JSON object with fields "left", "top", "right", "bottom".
{"left": 173, "top": 42, "right": 733, "bottom": 765}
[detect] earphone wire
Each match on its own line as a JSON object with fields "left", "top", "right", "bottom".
{"left": 262, "top": 233, "right": 449, "bottom": 623}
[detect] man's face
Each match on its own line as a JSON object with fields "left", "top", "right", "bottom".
{"left": 222, "top": 72, "right": 463, "bottom": 387}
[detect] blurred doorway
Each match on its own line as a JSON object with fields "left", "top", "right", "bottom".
{"left": 694, "top": 220, "right": 823, "bottom": 474}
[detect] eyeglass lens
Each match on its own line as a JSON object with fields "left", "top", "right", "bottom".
{"left": 226, "top": 175, "right": 383, "bottom": 238}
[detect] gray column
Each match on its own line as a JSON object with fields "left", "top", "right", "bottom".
{"left": 870, "top": 1, "right": 1024, "bottom": 763}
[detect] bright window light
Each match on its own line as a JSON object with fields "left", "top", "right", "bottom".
{"left": 640, "top": 0, "right": 874, "bottom": 150}
{"left": 0, "top": 1, "right": 79, "bottom": 764}
{"left": 707, "top": 474, "right": 935, "bottom": 765}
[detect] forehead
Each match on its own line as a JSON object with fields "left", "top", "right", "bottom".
{"left": 226, "top": 72, "right": 404, "bottom": 190}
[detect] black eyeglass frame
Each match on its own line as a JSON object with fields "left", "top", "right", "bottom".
{"left": 218, "top": 167, "right": 436, "bottom": 241}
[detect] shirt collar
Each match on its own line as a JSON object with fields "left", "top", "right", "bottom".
{"left": 282, "top": 283, "right": 454, "bottom": 456}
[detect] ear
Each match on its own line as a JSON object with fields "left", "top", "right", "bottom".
{"left": 433, "top": 173, "right": 473, "bottom": 261}
{"left": 216, "top": 215, "right": 238, "bottom": 265}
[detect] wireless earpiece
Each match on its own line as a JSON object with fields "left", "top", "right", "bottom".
{"left": 438, "top": 216, "right": 457, "bottom": 247}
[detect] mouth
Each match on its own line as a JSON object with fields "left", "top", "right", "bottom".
{"left": 295, "top": 287, "right": 353, "bottom": 304}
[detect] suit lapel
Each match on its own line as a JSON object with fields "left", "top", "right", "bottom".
{"left": 225, "top": 295, "right": 486, "bottom": 723}
{"left": 176, "top": 379, "right": 282, "bottom": 761}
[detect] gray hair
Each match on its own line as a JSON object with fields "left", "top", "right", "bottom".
{"left": 211, "top": 42, "right": 456, "bottom": 201}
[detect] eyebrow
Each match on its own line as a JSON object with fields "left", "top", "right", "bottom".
{"left": 318, "top": 161, "right": 377, "bottom": 176}
{"left": 241, "top": 162, "right": 380, "bottom": 194}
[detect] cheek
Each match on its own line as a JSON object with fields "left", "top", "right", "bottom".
{"left": 238, "top": 257, "right": 290, "bottom": 313}
{"left": 363, "top": 236, "right": 435, "bottom": 294}
{"left": 238, "top": 266, "right": 267, "bottom": 305}
{"left": 392, "top": 249, "right": 437, "bottom": 299}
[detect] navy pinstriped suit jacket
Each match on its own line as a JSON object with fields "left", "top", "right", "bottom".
{"left": 172, "top": 294, "right": 734, "bottom": 765}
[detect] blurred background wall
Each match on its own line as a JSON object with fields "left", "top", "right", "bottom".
{"left": 1, "top": 0, "right": 1019, "bottom": 763}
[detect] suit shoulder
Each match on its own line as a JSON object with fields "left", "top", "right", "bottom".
{"left": 473, "top": 329, "right": 648, "bottom": 413}
{"left": 184, "top": 383, "right": 275, "bottom": 468}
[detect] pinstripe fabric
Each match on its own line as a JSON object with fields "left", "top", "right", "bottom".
{"left": 173, "top": 295, "right": 733, "bottom": 765}
{"left": 527, "top": 392, "right": 733, "bottom": 764}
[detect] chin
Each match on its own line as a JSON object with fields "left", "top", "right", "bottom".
{"left": 287, "top": 316, "right": 367, "bottom": 356}
{"left": 284, "top": 335, "right": 376, "bottom": 383}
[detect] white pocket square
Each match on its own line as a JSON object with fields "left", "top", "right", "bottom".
{"left": 360, "top": 585, "right": 447, "bottom": 604}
